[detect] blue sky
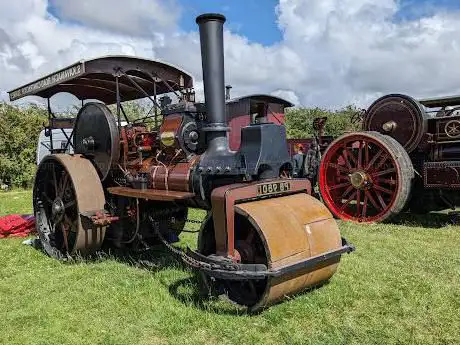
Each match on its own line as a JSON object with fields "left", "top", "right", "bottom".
{"left": 46, "top": 0, "right": 460, "bottom": 46}
{"left": 178, "top": 0, "right": 460, "bottom": 44}
{"left": 178, "top": 0, "right": 282, "bottom": 45}
{"left": 7, "top": 0, "right": 460, "bottom": 107}
{"left": 396, "top": 0, "right": 460, "bottom": 21}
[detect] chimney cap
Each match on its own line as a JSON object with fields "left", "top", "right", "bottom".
{"left": 196, "top": 13, "right": 226, "bottom": 24}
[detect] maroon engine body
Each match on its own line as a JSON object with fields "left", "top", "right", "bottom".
{"left": 225, "top": 93, "right": 333, "bottom": 155}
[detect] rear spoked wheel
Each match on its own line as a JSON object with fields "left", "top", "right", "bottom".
{"left": 319, "top": 132, "right": 413, "bottom": 223}
{"left": 33, "top": 154, "right": 106, "bottom": 259}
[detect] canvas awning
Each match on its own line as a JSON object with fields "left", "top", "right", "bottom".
{"left": 8, "top": 55, "right": 194, "bottom": 104}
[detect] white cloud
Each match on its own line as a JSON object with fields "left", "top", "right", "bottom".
{"left": 2, "top": 0, "right": 460, "bottom": 110}
{"left": 275, "top": 0, "right": 460, "bottom": 106}
{"left": 49, "top": 0, "right": 180, "bottom": 36}
{"left": 270, "top": 90, "right": 300, "bottom": 106}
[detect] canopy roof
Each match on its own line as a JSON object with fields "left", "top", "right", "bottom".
{"left": 419, "top": 95, "right": 460, "bottom": 108}
{"left": 226, "top": 94, "right": 294, "bottom": 107}
{"left": 8, "top": 55, "right": 194, "bottom": 104}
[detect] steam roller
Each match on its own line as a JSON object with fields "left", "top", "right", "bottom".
{"left": 198, "top": 190, "right": 345, "bottom": 310}
{"left": 18, "top": 12, "right": 354, "bottom": 312}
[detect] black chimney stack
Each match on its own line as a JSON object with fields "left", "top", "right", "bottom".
{"left": 196, "top": 13, "right": 232, "bottom": 159}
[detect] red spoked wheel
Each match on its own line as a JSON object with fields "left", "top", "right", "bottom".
{"left": 319, "top": 132, "right": 413, "bottom": 223}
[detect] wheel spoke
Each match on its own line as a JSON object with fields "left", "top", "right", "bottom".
{"left": 365, "top": 149, "right": 383, "bottom": 170}
{"left": 345, "top": 146, "right": 358, "bottom": 167}
{"left": 364, "top": 140, "right": 369, "bottom": 168}
{"left": 373, "top": 185, "right": 394, "bottom": 195}
{"left": 52, "top": 166, "right": 58, "bottom": 197}
{"left": 41, "top": 192, "right": 53, "bottom": 204}
{"left": 330, "top": 182, "right": 351, "bottom": 191}
{"left": 328, "top": 163, "right": 349, "bottom": 174}
{"left": 375, "top": 178, "right": 396, "bottom": 185}
{"left": 340, "top": 191, "right": 357, "bottom": 211}
{"left": 357, "top": 141, "right": 363, "bottom": 169}
{"left": 64, "top": 214, "right": 76, "bottom": 233}
{"left": 371, "top": 168, "right": 396, "bottom": 177}
{"left": 342, "top": 185, "right": 354, "bottom": 198}
{"left": 59, "top": 172, "right": 69, "bottom": 198}
{"left": 365, "top": 190, "right": 381, "bottom": 210}
{"left": 375, "top": 190, "right": 387, "bottom": 210}
{"left": 356, "top": 190, "right": 361, "bottom": 216}
{"left": 64, "top": 200, "right": 76, "bottom": 209}
{"left": 341, "top": 148, "right": 353, "bottom": 170}
{"left": 60, "top": 223, "right": 69, "bottom": 253}
{"left": 375, "top": 154, "right": 389, "bottom": 171}
{"left": 362, "top": 193, "right": 368, "bottom": 218}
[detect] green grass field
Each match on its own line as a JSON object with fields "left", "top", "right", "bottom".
{"left": 0, "top": 190, "right": 459, "bottom": 345}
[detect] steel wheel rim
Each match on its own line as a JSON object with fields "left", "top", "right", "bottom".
{"left": 320, "top": 133, "right": 401, "bottom": 223}
{"left": 34, "top": 158, "right": 79, "bottom": 258}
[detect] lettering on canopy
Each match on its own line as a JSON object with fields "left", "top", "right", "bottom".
{"left": 9, "top": 63, "right": 85, "bottom": 101}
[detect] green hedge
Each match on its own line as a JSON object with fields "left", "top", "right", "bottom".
{"left": 0, "top": 103, "right": 47, "bottom": 188}
{"left": 0, "top": 101, "right": 362, "bottom": 187}
{"left": 285, "top": 105, "right": 362, "bottom": 138}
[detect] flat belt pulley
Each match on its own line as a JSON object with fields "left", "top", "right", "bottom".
{"left": 73, "top": 102, "right": 120, "bottom": 180}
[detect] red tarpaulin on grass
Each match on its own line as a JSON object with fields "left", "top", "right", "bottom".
{"left": 0, "top": 214, "right": 35, "bottom": 238}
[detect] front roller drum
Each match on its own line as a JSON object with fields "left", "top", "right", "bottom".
{"left": 199, "top": 193, "right": 345, "bottom": 311}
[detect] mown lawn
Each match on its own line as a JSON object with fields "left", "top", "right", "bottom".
{"left": 0, "top": 190, "right": 459, "bottom": 345}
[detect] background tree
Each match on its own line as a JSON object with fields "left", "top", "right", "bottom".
{"left": 0, "top": 100, "right": 363, "bottom": 188}
{"left": 285, "top": 105, "right": 362, "bottom": 138}
{"left": 0, "top": 103, "right": 47, "bottom": 188}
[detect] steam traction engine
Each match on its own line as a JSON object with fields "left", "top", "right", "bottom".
{"left": 320, "top": 92, "right": 460, "bottom": 223}
{"left": 9, "top": 14, "right": 353, "bottom": 311}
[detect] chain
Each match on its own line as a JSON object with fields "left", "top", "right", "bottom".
{"left": 149, "top": 216, "right": 238, "bottom": 273}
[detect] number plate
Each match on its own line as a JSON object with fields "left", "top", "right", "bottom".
{"left": 257, "top": 181, "right": 291, "bottom": 196}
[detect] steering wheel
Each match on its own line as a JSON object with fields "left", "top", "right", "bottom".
{"left": 351, "top": 109, "right": 366, "bottom": 125}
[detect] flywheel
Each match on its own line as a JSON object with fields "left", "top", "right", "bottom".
{"left": 33, "top": 154, "right": 106, "bottom": 259}
{"left": 73, "top": 102, "right": 120, "bottom": 180}
{"left": 198, "top": 193, "right": 343, "bottom": 312}
{"left": 319, "top": 131, "right": 414, "bottom": 223}
{"left": 363, "top": 94, "right": 428, "bottom": 153}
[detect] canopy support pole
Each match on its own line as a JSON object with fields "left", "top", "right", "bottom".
{"left": 119, "top": 69, "right": 161, "bottom": 110}
{"left": 154, "top": 81, "right": 158, "bottom": 128}
{"left": 116, "top": 75, "right": 121, "bottom": 134}
{"left": 47, "top": 98, "right": 54, "bottom": 151}
{"left": 119, "top": 103, "right": 130, "bottom": 124}
{"left": 149, "top": 72, "right": 182, "bottom": 100}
